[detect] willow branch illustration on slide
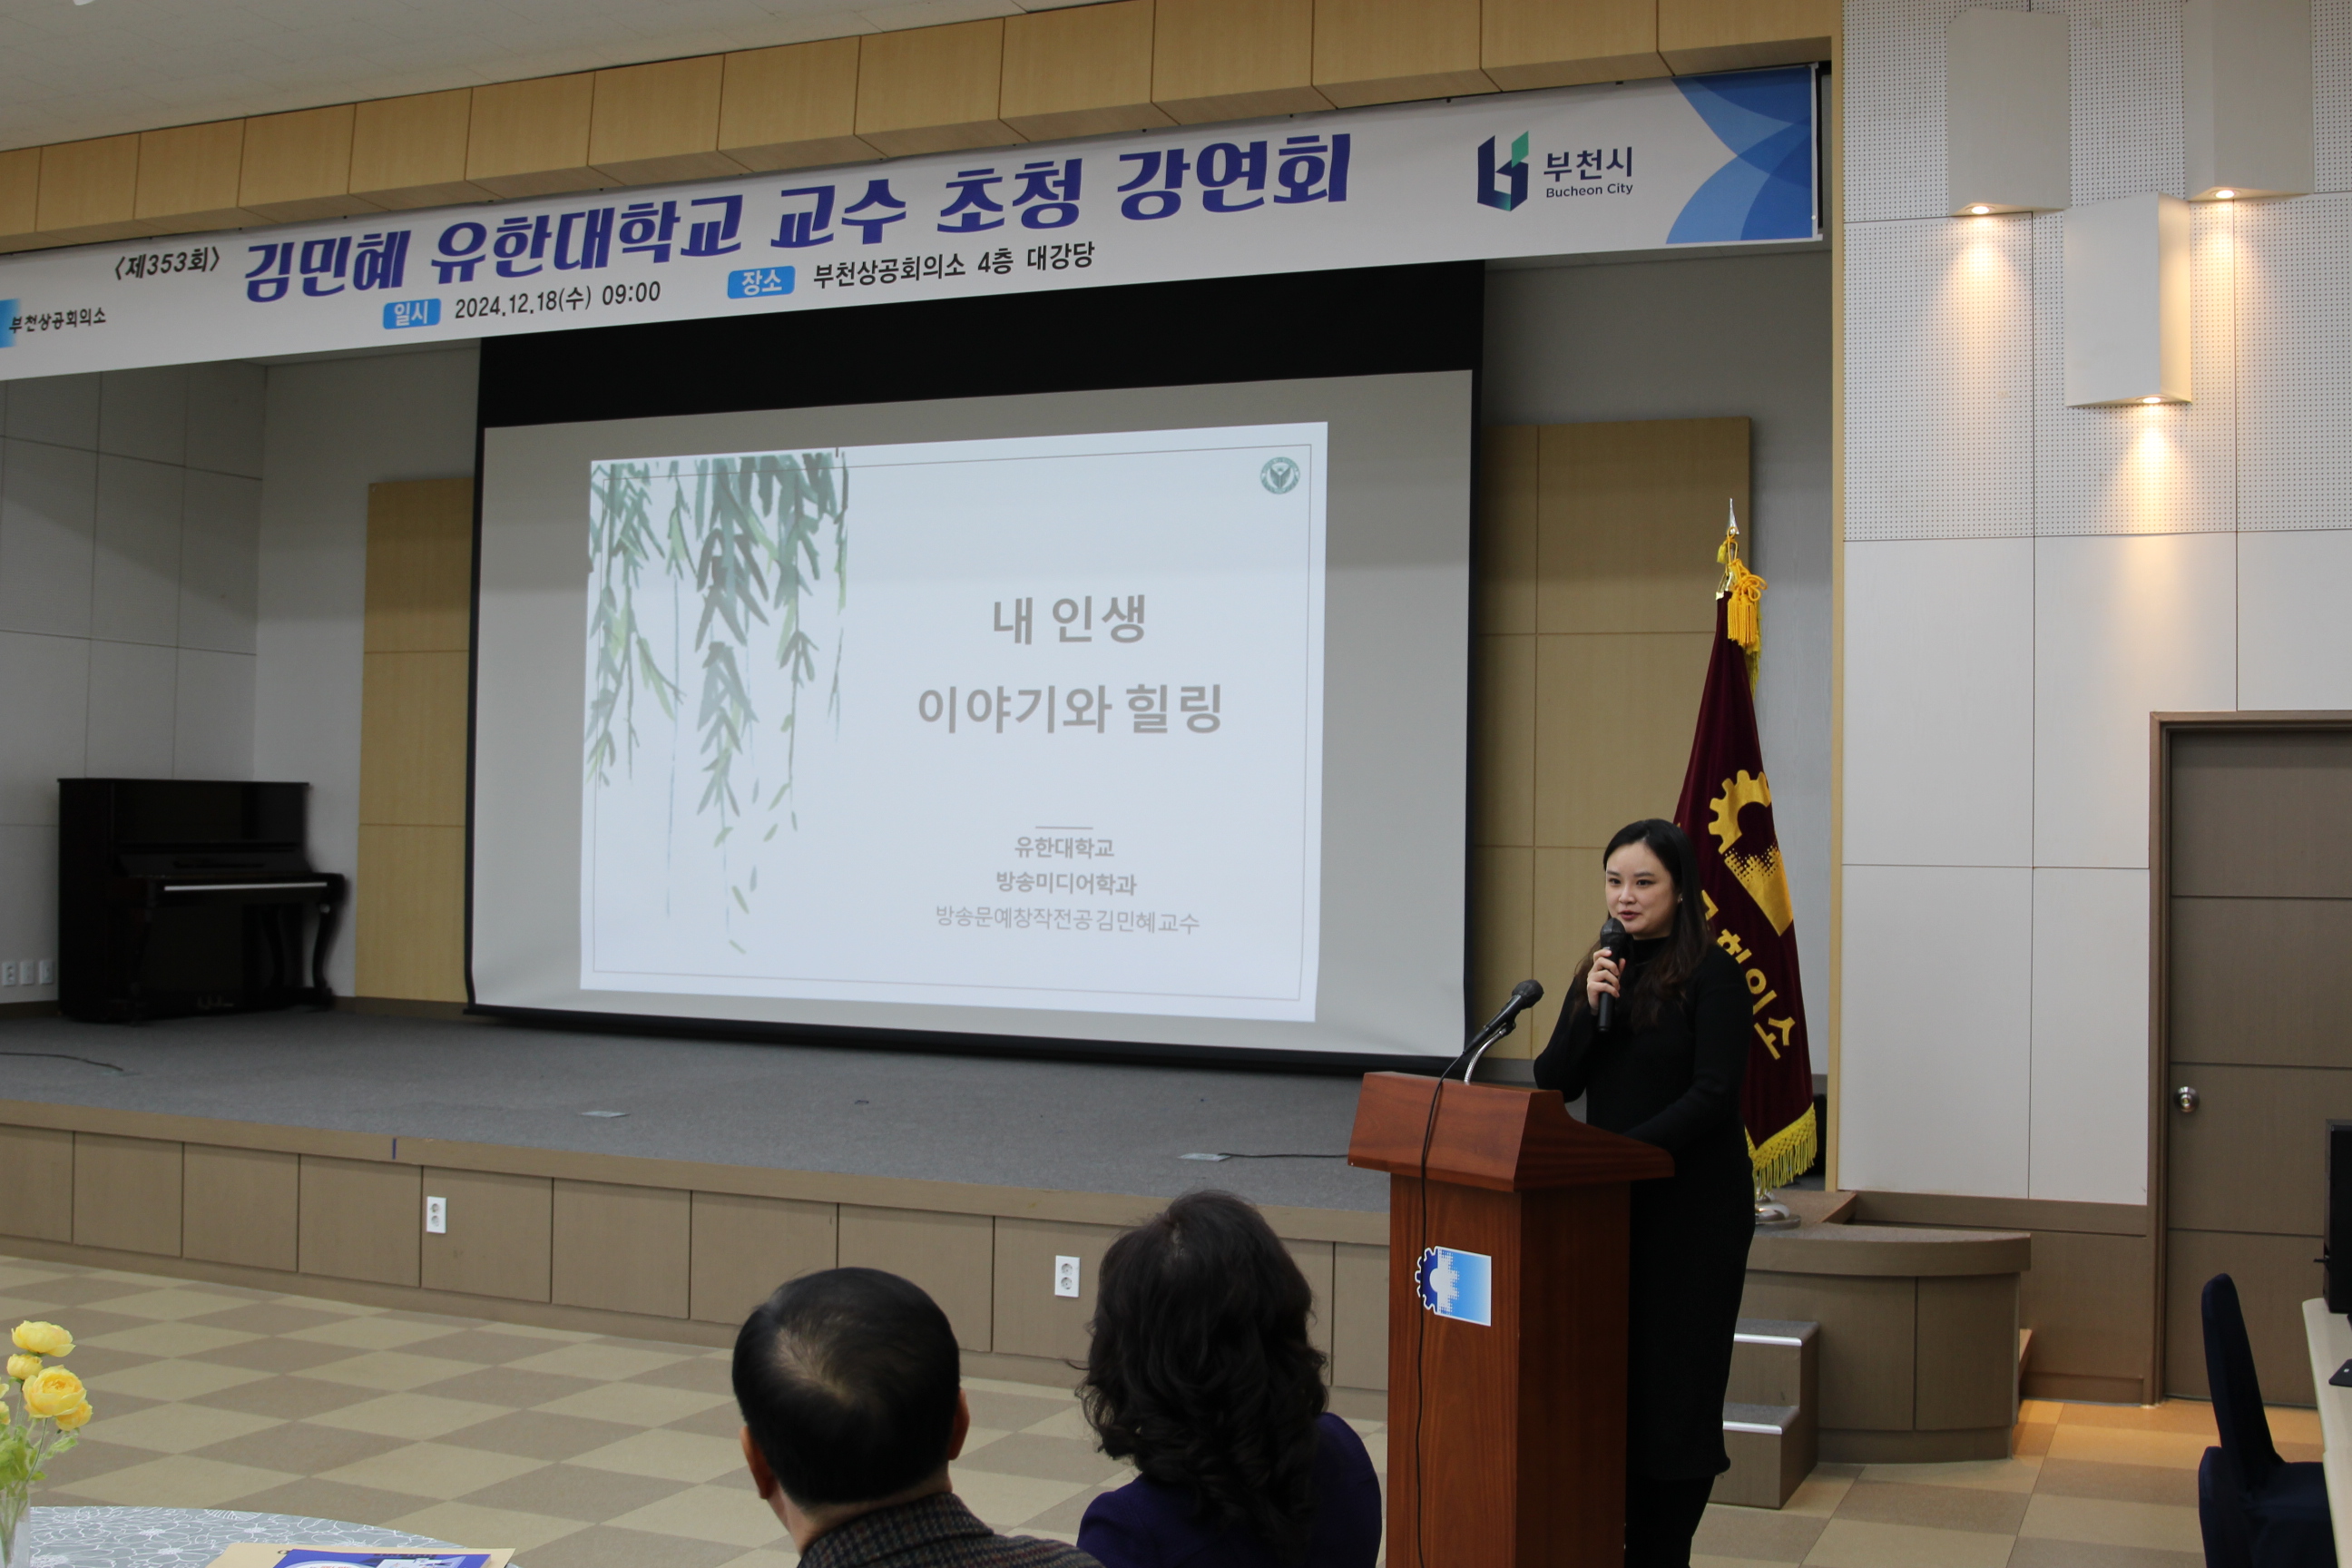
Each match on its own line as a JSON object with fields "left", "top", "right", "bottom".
{"left": 585, "top": 450, "right": 850, "bottom": 927}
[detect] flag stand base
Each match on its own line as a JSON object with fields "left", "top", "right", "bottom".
{"left": 1753, "top": 1197, "right": 1802, "bottom": 1231}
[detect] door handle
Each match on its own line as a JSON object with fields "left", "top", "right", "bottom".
{"left": 2176, "top": 1085, "right": 2200, "bottom": 1113}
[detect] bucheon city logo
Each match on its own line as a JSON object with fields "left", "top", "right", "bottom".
{"left": 1475, "top": 132, "right": 1531, "bottom": 211}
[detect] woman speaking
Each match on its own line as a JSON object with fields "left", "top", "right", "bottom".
{"left": 1533, "top": 818, "right": 1753, "bottom": 1568}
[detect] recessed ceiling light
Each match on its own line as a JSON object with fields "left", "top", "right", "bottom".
{"left": 1970, "top": 205, "right": 1991, "bottom": 214}
{"left": 2216, "top": 189, "right": 2237, "bottom": 200}
{"left": 2143, "top": 396, "right": 2163, "bottom": 404}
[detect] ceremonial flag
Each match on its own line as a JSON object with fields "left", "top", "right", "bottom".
{"left": 1672, "top": 511, "right": 1817, "bottom": 1191}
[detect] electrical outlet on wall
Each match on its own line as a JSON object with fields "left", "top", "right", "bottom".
{"left": 35, "top": 961, "right": 51, "bottom": 985}
{"left": 1054, "top": 1255, "right": 1081, "bottom": 1298}
{"left": 425, "top": 1196, "right": 447, "bottom": 1234}
{"left": 1, "top": 964, "right": 15, "bottom": 986}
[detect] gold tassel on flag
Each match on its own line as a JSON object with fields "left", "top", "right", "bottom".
{"left": 1715, "top": 502, "right": 1768, "bottom": 690}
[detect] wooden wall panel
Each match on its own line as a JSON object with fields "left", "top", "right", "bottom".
{"left": 1475, "top": 634, "right": 1536, "bottom": 848}
{"left": 0, "top": 148, "right": 41, "bottom": 250}
{"left": 423, "top": 1167, "right": 553, "bottom": 1302}
{"left": 1478, "top": 426, "right": 1540, "bottom": 637}
{"left": 1658, "top": 0, "right": 1835, "bottom": 74}
{"left": 466, "top": 74, "right": 602, "bottom": 200}
{"left": 1002, "top": 1, "right": 1171, "bottom": 141}
{"left": 1530, "top": 844, "right": 1603, "bottom": 1045}
{"left": 1915, "top": 1273, "right": 2018, "bottom": 1430}
{"left": 241, "top": 105, "right": 377, "bottom": 223}
{"left": 1483, "top": 0, "right": 1669, "bottom": 89}
{"left": 992, "top": 1218, "right": 1122, "bottom": 1361}
{"left": 591, "top": 56, "right": 745, "bottom": 185}
{"left": 358, "top": 652, "right": 468, "bottom": 826}
{"left": 355, "top": 824, "right": 466, "bottom": 1003}
{"left": 37, "top": 135, "right": 148, "bottom": 245}
{"left": 183, "top": 1144, "right": 299, "bottom": 1272}
{"left": 1535, "top": 418, "right": 1747, "bottom": 636}
{"left": 1313, "top": 0, "right": 1494, "bottom": 108}
{"left": 1152, "top": 0, "right": 1329, "bottom": 122}
{"left": 299, "top": 1155, "right": 421, "bottom": 1286}
{"left": 72, "top": 1132, "right": 181, "bottom": 1257}
{"left": 857, "top": 20, "right": 1021, "bottom": 157}
{"left": 1330, "top": 1240, "right": 1388, "bottom": 1390}
{"left": 350, "top": 90, "right": 486, "bottom": 210}
{"left": 718, "top": 39, "right": 876, "bottom": 172}
{"left": 134, "top": 121, "right": 251, "bottom": 235}
{"left": 839, "top": 1204, "right": 994, "bottom": 1352}
{"left": 1532, "top": 632, "right": 1714, "bottom": 848}
{"left": 1470, "top": 846, "right": 1534, "bottom": 1053}
{"left": 364, "top": 477, "right": 475, "bottom": 653}
{"left": 1741, "top": 1271, "right": 1915, "bottom": 1430}
{"left": 689, "top": 1191, "right": 838, "bottom": 1325}
{"left": 359, "top": 476, "right": 474, "bottom": 1003}
{"left": 0, "top": 1126, "right": 73, "bottom": 1242}
{"left": 553, "top": 1180, "right": 691, "bottom": 1319}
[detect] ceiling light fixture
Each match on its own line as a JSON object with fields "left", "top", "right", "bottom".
{"left": 1971, "top": 204, "right": 1991, "bottom": 214}
{"left": 2216, "top": 188, "right": 2237, "bottom": 199}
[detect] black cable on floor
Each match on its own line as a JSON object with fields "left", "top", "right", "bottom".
{"left": 0, "top": 1052, "right": 129, "bottom": 1073}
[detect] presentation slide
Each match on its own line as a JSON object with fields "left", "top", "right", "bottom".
{"left": 474, "top": 372, "right": 1470, "bottom": 1061}
{"left": 581, "top": 426, "right": 1325, "bottom": 1019}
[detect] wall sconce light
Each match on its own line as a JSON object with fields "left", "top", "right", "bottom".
{"left": 2185, "top": 0, "right": 2313, "bottom": 201}
{"left": 2066, "top": 194, "right": 2191, "bottom": 407}
{"left": 1946, "top": 8, "right": 2070, "bottom": 215}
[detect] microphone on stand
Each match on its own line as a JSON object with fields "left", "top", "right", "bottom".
{"left": 1594, "top": 917, "right": 1629, "bottom": 1034}
{"left": 1458, "top": 978, "right": 1544, "bottom": 1083}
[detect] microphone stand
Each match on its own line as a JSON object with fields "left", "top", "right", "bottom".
{"left": 1460, "top": 1014, "right": 1519, "bottom": 1085}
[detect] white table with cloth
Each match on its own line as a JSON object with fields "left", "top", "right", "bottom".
{"left": 15, "top": 1506, "right": 501, "bottom": 1567}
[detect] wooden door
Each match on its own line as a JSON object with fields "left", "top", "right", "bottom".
{"left": 2165, "top": 726, "right": 2352, "bottom": 1402}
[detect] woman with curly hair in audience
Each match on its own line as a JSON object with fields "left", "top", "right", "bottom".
{"left": 1076, "top": 1190, "right": 1381, "bottom": 1568}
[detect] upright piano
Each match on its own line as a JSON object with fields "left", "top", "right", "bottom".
{"left": 59, "top": 779, "right": 348, "bottom": 1023}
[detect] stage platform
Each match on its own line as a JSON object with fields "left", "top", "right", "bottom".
{"left": 0, "top": 1008, "right": 1386, "bottom": 1213}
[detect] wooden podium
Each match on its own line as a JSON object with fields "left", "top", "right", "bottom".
{"left": 1348, "top": 1072, "right": 1674, "bottom": 1567}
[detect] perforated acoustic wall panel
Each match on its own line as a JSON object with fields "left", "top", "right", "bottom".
{"left": 1844, "top": 0, "right": 2026, "bottom": 223}
{"left": 2063, "top": 0, "right": 2186, "bottom": 204}
{"left": 2318, "top": 0, "right": 2352, "bottom": 190}
{"left": 2234, "top": 191, "right": 2352, "bottom": 530}
{"left": 1844, "top": 214, "right": 2035, "bottom": 540}
{"left": 2030, "top": 204, "right": 2236, "bottom": 535}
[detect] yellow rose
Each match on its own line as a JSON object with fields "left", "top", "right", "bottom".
{"left": 22, "top": 1367, "right": 83, "bottom": 1420}
{"left": 5, "top": 1356, "right": 38, "bottom": 1382}
{"left": 11, "top": 1323, "right": 70, "bottom": 1358}
{"left": 54, "top": 1402, "right": 91, "bottom": 1432}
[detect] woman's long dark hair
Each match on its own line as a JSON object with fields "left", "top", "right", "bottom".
{"left": 1563, "top": 818, "right": 1713, "bottom": 1032}
{"left": 1080, "top": 1191, "right": 1328, "bottom": 1560}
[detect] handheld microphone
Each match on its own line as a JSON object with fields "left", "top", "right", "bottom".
{"left": 1594, "top": 917, "right": 1629, "bottom": 1034}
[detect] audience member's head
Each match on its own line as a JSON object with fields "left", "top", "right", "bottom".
{"left": 1081, "top": 1191, "right": 1328, "bottom": 1558}
{"left": 733, "top": 1267, "right": 969, "bottom": 1540}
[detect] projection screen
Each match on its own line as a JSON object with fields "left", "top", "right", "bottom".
{"left": 472, "top": 370, "right": 1471, "bottom": 1062}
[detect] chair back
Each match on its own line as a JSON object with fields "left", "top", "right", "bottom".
{"left": 2201, "top": 1272, "right": 2282, "bottom": 1494}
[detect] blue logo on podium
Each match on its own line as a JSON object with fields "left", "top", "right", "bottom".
{"left": 1414, "top": 1246, "right": 1492, "bottom": 1326}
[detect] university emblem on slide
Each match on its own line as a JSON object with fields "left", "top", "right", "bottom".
{"left": 1259, "top": 456, "right": 1300, "bottom": 494}
{"left": 1413, "top": 1245, "right": 1493, "bottom": 1326}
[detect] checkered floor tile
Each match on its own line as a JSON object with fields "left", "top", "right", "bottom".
{"left": 0, "top": 1251, "right": 2303, "bottom": 1566}
{"left": 0, "top": 1252, "right": 1380, "bottom": 1567}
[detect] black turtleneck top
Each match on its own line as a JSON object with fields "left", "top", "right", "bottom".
{"left": 1533, "top": 934, "right": 1749, "bottom": 1167}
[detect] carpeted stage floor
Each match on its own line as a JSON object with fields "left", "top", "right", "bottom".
{"left": 0, "top": 1009, "right": 1388, "bottom": 1212}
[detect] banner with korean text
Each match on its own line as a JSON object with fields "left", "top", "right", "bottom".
{"left": 0, "top": 66, "right": 1816, "bottom": 380}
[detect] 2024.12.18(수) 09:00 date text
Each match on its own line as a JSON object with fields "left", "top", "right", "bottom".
{"left": 452, "top": 281, "right": 662, "bottom": 320}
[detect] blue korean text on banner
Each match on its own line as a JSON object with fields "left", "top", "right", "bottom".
{"left": 1414, "top": 1245, "right": 1493, "bottom": 1326}
{"left": 1668, "top": 65, "right": 1818, "bottom": 244}
{"left": 728, "top": 266, "right": 796, "bottom": 299}
{"left": 0, "top": 301, "right": 14, "bottom": 348}
{"left": 382, "top": 299, "right": 440, "bottom": 330}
